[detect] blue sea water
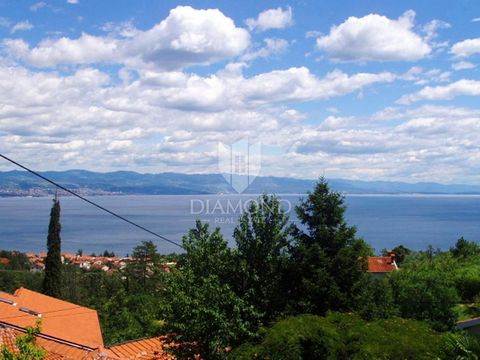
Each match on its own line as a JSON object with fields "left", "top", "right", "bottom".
{"left": 0, "top": 194, "right": 478, "bottom": 255}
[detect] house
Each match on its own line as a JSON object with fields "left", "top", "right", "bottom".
{"left": 367, "top": 251, "right": 398, "bottom": 278}
{"left": 0, "top": 287, "right": 176, "bottom": 359}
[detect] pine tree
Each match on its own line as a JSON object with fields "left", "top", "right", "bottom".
{"left": 42, "top": 198, "right": 62, "bottom": 298}
{"left": 286, "top": 177, "right": 372, "bottom": 314}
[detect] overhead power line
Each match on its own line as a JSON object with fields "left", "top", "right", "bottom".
{"left": 0, "top": 153, "right": 183, "bottom": 249}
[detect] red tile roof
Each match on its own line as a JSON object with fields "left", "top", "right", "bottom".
{"left": 0, "top": 288, "right": 179, "bottom": 359}
{"left": 109, "top": 336, "right": 176, "bottom": 359}
{"left": 367, "top": 256, "right": 398, "bottom": 273}
{"left": 0, "top": 287, "right": 104, "bottom": 348}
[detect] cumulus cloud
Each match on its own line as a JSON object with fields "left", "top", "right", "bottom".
{"left": 397, "top": 79, "right": 480, "bottom": 104}
{"left": 452, "top": 61, "right": 476, "bottom": 71}
{"left": 246, "top": 6, "right": 293, "bottom": 31}
{"left": 3, "top": 6, "right": 250, "bottom": 70}
{"left": 316, "top": 10, "right": 431, "bottom": 62}
{"left": 4, "top": 34, "right": 118, "bottom": 66}
{"left": 0, "top": 58, "right": 398, "bottom": 174}
{"left": 10, "top": 20, "right": 34, "bottom": 33}
{"left": 451, "top": 38, "right": 480, "bottom": 57}
{"left": 241, "top": 38, "right": 289, "bottom": 61}
{"left": 281, "top": 105, "right": 480, "bottom": 183}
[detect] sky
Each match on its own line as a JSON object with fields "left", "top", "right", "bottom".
{"left": 0, "top": 0, "right": 479, "bottom": 184}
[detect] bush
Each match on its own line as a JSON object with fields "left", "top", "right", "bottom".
{"left": 230, "top": 313, "right": 445, "bottom": 360}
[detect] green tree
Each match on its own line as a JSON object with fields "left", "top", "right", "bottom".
{"left": 390, "top": 267, "right": 459, "bottom": 331}
{"left": 230, "top": 313, "right": 445, "bottom": 360}
{"left": 162, "top": 221, "right": 257, "bottom": 359}
{"left": 125, "top": 240, "right": 162, "bottom": 293}
{"left": 286, "top": 178, "right": 371, "bottom": 314}
{"left": 42, "top": 198, "right": 62, "bottom": 298}
{"left": 383, "top": 244, "right": 412, "bottom": 266}
{"left": 233, "top": 194, "right": 291, "bottom": 323}
{"left": 181, "top": 220, "right": 234, "bottom": 282}
{"left": 353, "top": 276, "right": 399, "bottom": 320}
{"left": 451, "top": 237, "right": 480, "bottom": 259}
{"left": 1, "top": 320, "right": 45, "bottom": 360}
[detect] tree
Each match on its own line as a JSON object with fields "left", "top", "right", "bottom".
{"left": 233, "top": 194, "right": 291, "bottom": 323}
{"left": 286, "top": 178, "right": 371, "bottom": 314}
{"left": 451, "top": 237, "right": 480, "bottom": 259}
{"left": 383, "top": 244, "right": 411, "bottom": 266}
{"left": 42, "top": 198, "right": 62, "bottom": 298}
{"left": 389, "top": 267, "right": 459, "bottom": 331}
{"left": 162, "top": 221, "right": 257, "bottom": 359}
{"left": 181, "top": 220, "right": 234, "bottom": 282}
{"left": 1, "top": 320, "right": 45, "bottom": 360}
{"left": 125, "top": 240, "right": 162, "bottom": 293}
{"left": 230, "top": 313, "right": 445, "bottom": 360}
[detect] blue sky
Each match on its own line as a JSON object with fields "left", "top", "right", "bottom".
{"left": 0, "top": 1, "right": 479, "bottom": 184}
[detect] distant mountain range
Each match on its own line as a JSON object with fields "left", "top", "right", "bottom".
{"left": 0, "top": 170, "right": 480, "bottom": 196}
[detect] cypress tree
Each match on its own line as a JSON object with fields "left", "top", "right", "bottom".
{"left": 42, "top": 197, "right": 62, "bottom": 298}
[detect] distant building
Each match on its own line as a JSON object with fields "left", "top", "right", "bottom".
{"left": 0, "top": 287, "right": 176, "bottom": 359}
{"left": 367, "top": 251, "right": 398, "bottom": 278}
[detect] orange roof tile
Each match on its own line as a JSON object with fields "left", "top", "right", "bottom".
{"left": 367, "top": 256, "right": 397, "bottom": 273}
{"left": 109, "top": 336, "right": 176, "bottom": 359}
{"left": 0, "top": 287, "right": 103, "bottom": 349}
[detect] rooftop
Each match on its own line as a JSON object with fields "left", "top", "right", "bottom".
{"left": 0, "top": 287, "right": 104, "bottom": 349}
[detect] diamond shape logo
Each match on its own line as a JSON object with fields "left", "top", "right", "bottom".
{"left": 218, "top": 139, "right": 261, "bottom": 193}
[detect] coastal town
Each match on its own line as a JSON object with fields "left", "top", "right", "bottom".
{"left": 1, "top": 251, "right": 176, "bottom": 274}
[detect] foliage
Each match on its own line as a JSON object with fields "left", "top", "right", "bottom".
{"left": 0, "top": 270, "right": 42, "bottom": 293}
{"left": 451, "top": 237, "right": 480, "bottom": 259}
{"left": 382, "top": 244, "right": 411, "bottom": 265}
{"left": 162, "top": 221, "right": 257, "bottom": 359}
{"left": 1, "top": 320, "right": 46, "bottom": 360}
{"left": 353, "top": 276, "right": 399, "bottom": 320}
{"left": 233, "top": 194, "right": 291, "bottom": 323}
{"left": 229, "top": 313, "right": 445, "bottom": 360}
{"left": 443, "top": 332, "right": 480, "bottom": 360}
{"left": 390, "top": 267, "right": 459, "bottom": 331}
{"left": 42, "top": 198, "right": 62, "bottom": 298}
{"left": 286, "top": 178, "right": 372, "bottom": 314}
{"left": 124, "top": 240, "right": 162, "bottom": 293}
{"left": 0, "top": 251, "right": 30, "bottom": 271}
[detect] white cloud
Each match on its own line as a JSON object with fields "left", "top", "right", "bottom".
{"left": 452, "top": 61, "right": 476, "bottom": 71}
{"left": 4, "top": 6, "right": 250, "bottom": 70}
{"left": 123, "top": 6, "right": 250, "bottom": 70}
{"left": 397, "top": 79, "right": 480, "bottom": 105}
{"left": 422, "top": 19, "right": 450, "bottom": 44}
{"left": 451, "top": 38, "right": 480, "bottom": 57}
{"left": 246, "top": 6, "right": 293, "bottom": 32}
{"left": 4, "top": 34, "right": 118, "bottom": 66}
{"left": 30, "top": 2, "right": 46, "bottom": 11}
{"left": 10, "top": 20, "right": 34, "bottom": 33}
{"left": 472, "top": 18, "right": 480, "bottom": 22}
{"left": 0, "top": 59, "right": 398, "bottom": 175}
{"left": 67, "top": 0, "right": 79, "bottom": 4}
{"left": 316, "top": 10, "right": 431, "bottom": 62}
{"left": 241, "top": 38, "right": 289, "bottom": 61}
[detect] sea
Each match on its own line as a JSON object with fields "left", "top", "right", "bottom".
{"left": 0, "top": 194, "right": 479, "bottom": 255}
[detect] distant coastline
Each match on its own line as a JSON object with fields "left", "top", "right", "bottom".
{"left": 1, "top": 170, "right": 480, "bottom": 197}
